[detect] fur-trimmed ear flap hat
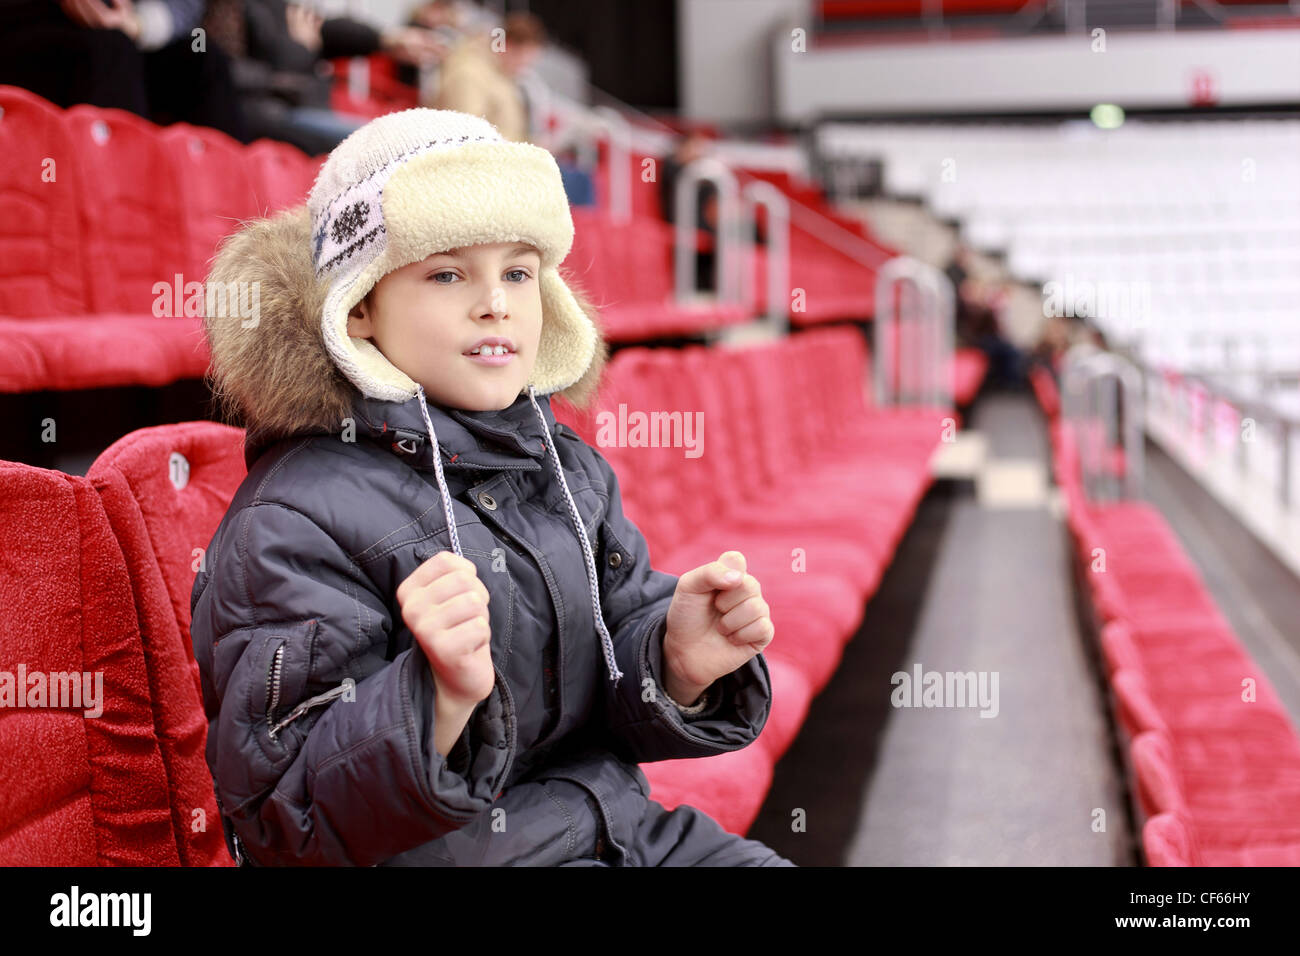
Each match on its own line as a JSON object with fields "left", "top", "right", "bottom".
{"left": 307, "top": 107, "right": 598, "bottom": 402}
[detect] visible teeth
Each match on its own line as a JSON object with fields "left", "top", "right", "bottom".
{"left": 471, "top": 344, "right": 510, "bottom": 355}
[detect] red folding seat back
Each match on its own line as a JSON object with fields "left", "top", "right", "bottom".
{"left": 65, "top": 105, "right": 186, "bottom": 314}
{"left": 567, "top": 208, "right": 612, "bottom": 304}
{"left": 740, "top": 341, "right": 805, "bottom": 484}
{"left": 618, "top": 349, "right": 701, "bottom": 551}
{"left": 631, "top": 151, "right": 664, "bottom": 220}
{"left": 584, "top": 352, "right": 643, "bottom": 517}
{"left": 591, "top": 348, "right": 676, "bottom": 555}
{"left": 0, "top": 462, "right": 179, "bottom": 865}
{"left": 1112, "top": 668, "right": 1168, "bottom": 739}
{"left": 629, "top": 217, "right": 673, "bottom": 305}
{"left": 717, "top": 342, "right": 782, "bottom": 499}
{"left": 599, "top": 222, "right": 634, "bottom": 308}
{"left": 0, "top": 86, "right": 87, "bottom": 317}
{"left": 87, "top": 422, "right": 247, "bottom": 866}
{"left": 1131, "top": 730, "right": 1186, "bottom": 819}
{"left": 638, "top": 347, "right": 714, "bottom": 531}
{"left": 160, "top": 124, "right": 260, "bottom": 284}
{"left": 247, "top": 138, "right": 319, "bottom": 214}
{"left": 1142, "top": 812, "right": 1201, "bottom": 866}
{"left": 678, "top": 344, "right": 745, "bottom": 519}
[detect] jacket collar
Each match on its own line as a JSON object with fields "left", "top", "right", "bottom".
{"left": 351, "top": 388, "right": 553, "bottom": 474}
{"left": 241, "top": 387, "right": 559, "bottom": 473}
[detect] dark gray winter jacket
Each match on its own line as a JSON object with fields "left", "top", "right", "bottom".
{"left": 189, "top": 211, "right": 773, "bottom": 867}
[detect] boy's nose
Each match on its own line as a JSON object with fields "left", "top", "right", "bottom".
{"left": 473, "top": 286, "right": 509, "bottom": 321}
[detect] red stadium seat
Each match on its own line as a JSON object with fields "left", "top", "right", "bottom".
{"left": 247, "top": 139, "right": 322, "bottom": 215}
{"left": 159, "top": 124, "right": 261, "bottom": 284}
{"left": 63, "top": 104, "right": 186, "bottom": 315}
{"left": 0, "top": 86, "right": 87, "bottom": 317}
{"left": 0, "top": 463, "right": 185, "bottom": 864}
{"left": 86, "top": 423, "right": 248, "bottom": 866}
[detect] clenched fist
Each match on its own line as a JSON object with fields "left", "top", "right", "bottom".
{"left": 663, "top": 550, "right": 775, "bottom": 706}
{"left": 397, "top": 551, "right": 496, "bottom": 757}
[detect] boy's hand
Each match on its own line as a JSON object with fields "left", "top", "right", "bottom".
{"left": 662, "top": 551, "right": 774, "bottom": 706}
{"left": 397, "top": 551, "right": 496, "bottom": 712}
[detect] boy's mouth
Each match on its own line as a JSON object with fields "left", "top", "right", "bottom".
{"left": 464, "top": 337, "right": 517, "bottom": 366}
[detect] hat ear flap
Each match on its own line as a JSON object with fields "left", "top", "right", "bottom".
{"left": 322, "top": 265, "right": 418, "bottom": 402}
{"left": 529, "top": 267, "right": 597, "bottom": 395}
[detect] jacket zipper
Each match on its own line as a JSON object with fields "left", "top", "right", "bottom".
{"left": 266, "top": 642, "right": 285, "bottom": 740}
{"left": 268, "top": 682, "right": 352, "bottom": 740}
{"left": 492, "top": 664, "right": 517, "bottom": 789}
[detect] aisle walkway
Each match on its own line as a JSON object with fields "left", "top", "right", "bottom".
{"left": 749, "top": 391, "right": 1133, "bottom": 866}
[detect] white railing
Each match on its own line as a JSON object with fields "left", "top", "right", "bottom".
{"left": 873, "top": 257, "right": 955, "bottom": 410}
{"left": 1061, "top": 347, "right": 1146, "bottom": 501}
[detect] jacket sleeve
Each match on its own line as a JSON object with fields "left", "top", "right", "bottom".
{"left": 190, "top": 500, "right": 510, "bottom": 867}
{"left": 579, "top": 439, "right": 773, "bottom": 764}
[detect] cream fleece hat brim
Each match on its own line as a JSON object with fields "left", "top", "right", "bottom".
{"left": 307, "top": 109, "right": 597, "bottom": 402}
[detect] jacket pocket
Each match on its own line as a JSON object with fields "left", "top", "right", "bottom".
{"left": 247, "top": 619, "right": 319, "bottom": 764}
{"left": 541, "top": 752, "right": 650, "bottom": 865}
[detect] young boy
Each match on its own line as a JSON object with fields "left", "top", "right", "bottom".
{"left": 191, "top": 108, "right": 795, "bottom": 866}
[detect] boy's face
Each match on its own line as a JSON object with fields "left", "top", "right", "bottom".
{"left": 347, "top": 241, "right": 544, "bottom": 412}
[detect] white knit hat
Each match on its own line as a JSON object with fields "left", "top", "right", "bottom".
{"left": 306, "top": 108, "right": 597, "bottom": 402}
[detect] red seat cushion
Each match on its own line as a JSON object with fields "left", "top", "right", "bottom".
{"left": 0, "top": 463, "right": 179, "bottom": 865}
{"left": 0, "top": 314, "right": 209, "bottom": 394}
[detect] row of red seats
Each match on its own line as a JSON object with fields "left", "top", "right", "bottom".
{"left": 2, "top": 84, "right": 848, "bottom": 398}
{"left": 1036, "top": 369, "right": 1300, "bottom": 866}
{"left": 0, "top": 325, "right": 953, "bottom": 861}
{"left": 0, "top": 85, "right": 323, "bottom": 394}
{"left": 567, "top": 207, "right": 753, "bottom": 340}
{"left": 554, "top": 325, "right": 953, "bottom": 833}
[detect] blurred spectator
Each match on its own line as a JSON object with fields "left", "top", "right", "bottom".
{"left": 395, "top": 0, "right": 467, "bottom": 93}
{"left": 1028, "top": 315, "right": 1071, "bottom": 377}
{"left": 660, "top": 132, "right": 717, "bottom": 229}
{"left": 431, "top": 10, "right": 545, "bottom": 144}
{"left": 0, "top": 0, "right": 246, "bottom": 139}
{"left": 205, "top": 0, "right": 443, "bottom": 154}
{"left": 659, "top": 132, "right": 718, "bottom": 291}
{"left": 945, "top": 243, "right": 1026, "bottom": 390}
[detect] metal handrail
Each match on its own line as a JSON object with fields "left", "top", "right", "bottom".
{"left": 673, "top": 157, "right": 743, "bottom": 306}
{"left": 590, "top": 105, "right": 633, "bottom": 224}
{"left": 873, "top": 256, "right": 955, "bottom": 409}
{"left": 1062, "top": 350, "right": 1146, "bottom": 501}
{"left": 1136, "top": 358, "right": 1298, "bottom": 510}
{"left": 739, "top": 180, "right": 791, "bottom": 333}
{"left": 529, "top": 78, "right": 895, "bottom": 306}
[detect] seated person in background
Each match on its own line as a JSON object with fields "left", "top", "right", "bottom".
{"left": 0, "top": 0, "right": 246, "bottom": 140}
{"left": 945, "top": 242, "right": 1026, "bottom": 391}
{"left": 207, "top": 0, "right": 442, "bottom": 154}
{"left": 395, "top": 0, "right": 469, "bottom": 93}
{"left": 430, "top": 10, "right": 545, "bottom": 145}
{"left": 660, "top": 132, "right": 719, "bottom": 292}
